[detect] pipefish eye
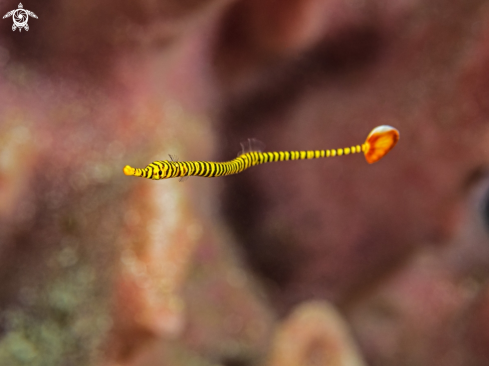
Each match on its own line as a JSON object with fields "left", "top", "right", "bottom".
{"left": 158, "top": 168, "right": 165, "bottom": 178}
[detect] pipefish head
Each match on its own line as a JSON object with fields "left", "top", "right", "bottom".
{"left": 363, "top": 125, "right": 400, "bottom": 164}
{"left": 157, "top": 162, "right": 171, "bottom": 179}
{"left": 123, "top": 162, "right": 171, "bottom": 179}
{"left": 150, "top": 161, "right": 172, "bottom": 180}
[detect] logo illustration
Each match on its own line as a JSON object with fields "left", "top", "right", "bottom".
{"left": 3, "top": 3, "right": 37, "bottom": 32}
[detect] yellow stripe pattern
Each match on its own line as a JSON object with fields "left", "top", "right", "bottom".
{"left": 124, "top": 144, "right": 366, "bottom": 180}
{"left": 123, "top": 125, "right": 400, "bottom": 181}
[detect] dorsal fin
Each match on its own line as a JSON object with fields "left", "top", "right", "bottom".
{"left": 168, "top": 154, "right": 179, "bottom": 162}
{"left": 237, "top": 138, "right": 266, "bottom": 156}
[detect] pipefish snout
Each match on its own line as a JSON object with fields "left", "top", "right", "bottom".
{"left": 123, "top": 125, "right": 400, "bottom": 181}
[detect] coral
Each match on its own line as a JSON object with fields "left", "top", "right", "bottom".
{"left": 267, "top": 301, "right": 365, "bottom": 366}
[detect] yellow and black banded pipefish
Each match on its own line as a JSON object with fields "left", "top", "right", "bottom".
{"left": 123, "top": 125, "right": 400, "bottom": 181}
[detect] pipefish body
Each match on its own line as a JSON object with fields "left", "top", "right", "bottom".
{"left": 123, "top": 125, "right": 399, "bottom": 181}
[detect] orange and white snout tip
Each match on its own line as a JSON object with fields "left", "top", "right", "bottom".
{"left": 364, "top": 125, "right": 400, "bottom": 164}
{"left": 123, "top": 165, "right": 135, "bottom": 176}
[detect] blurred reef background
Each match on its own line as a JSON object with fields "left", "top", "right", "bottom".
{"left": 2, "top": 0, "right": 489, "bottom": 365}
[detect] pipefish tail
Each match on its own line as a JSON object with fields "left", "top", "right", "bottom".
{"left": 123, "top": 125, "right": 399, "bottom": 181}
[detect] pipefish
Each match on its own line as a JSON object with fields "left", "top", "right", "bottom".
{"left": 123, "top": 125, "right": 399, "bottom": 181}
